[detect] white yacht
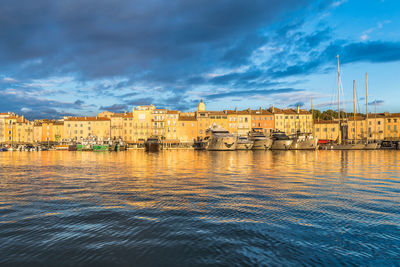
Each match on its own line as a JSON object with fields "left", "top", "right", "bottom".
{"left": 236, "top": 136, "right": 254, "bottom": 150}
{"left": 249, "top": 130, "right": 273, "bottom": 150}
{"left": 271, "top": 131, "right": 293, "bottom": 150}
{"left": 290, "top": 133, "right": 318, "bottom": 150}
{"left": 204, "top": 125, "right": 237, "bottom": 151}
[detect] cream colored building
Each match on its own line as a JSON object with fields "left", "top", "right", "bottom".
{"left": 64, "top": 117, "right": 110, "bottom": 141}
{"left": 269, "top": 106, "right": 313, "bottom": 135}
{"left": 347, "top": 116, "right": 385, "bottom": 141}
{"left": 131, "top": 105, "right": 155, "bottom": 141}
{"left": 164, "top": 110, "right": 179, "bottom": 141}
{"left": 313, "top": 120, "right": 339, "bottom": 141}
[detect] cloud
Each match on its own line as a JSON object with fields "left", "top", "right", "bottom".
{"left": 99, "top": 104, "right": 128, "bottom": 112}
{"left": 205, "top": 88, "right": 304, "bottom": 101}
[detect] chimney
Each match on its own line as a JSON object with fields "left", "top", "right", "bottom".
{"left": 272, "top": 106, "right": 275, "bottom": 113}
{"left": 234, "top": 107, "right": 237, "bottom": 112}
{"left": 297, "top": 105, "right": 300, "bottom": 114}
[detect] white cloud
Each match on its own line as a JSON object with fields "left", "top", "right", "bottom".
{"left": 1, "top": 77, "right": 17, "bottom": 83}
{"left": 331, "top": 0, "right": 348, "bottom": 8}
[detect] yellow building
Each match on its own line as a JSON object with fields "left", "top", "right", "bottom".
{"left": 131, "top": 105, "right": 155, "bottom": 142}
{"left": 0, "top": 112, "right": 15, "bottom": 143}
{"left": 13, "top": 121, "right": 34, "bottom": 144}
{"left": 152, "top": 109, "right": 167, "bottom": 139}
{"left": 64, "top": 117, "right": 111, "bottom": 141}
{"left": 38, "top": 120, "right": 64, "bottom": 142}
{"left": 177, "top": 116, "right": 198, "bottom": 143}
{"left": 347, "top": 115, "right": 385, "bottom": 141}
{"left": 164, "top": 110, "right": 179, "bottom": 141}
{"left": 313, "top": 120, "right": 339, "bottom": 141}
{"left": 269, "top": 106, "right": 313, "bottom": 135}
{"left": 383, "top": 113, "right": 400, "bottom": 140}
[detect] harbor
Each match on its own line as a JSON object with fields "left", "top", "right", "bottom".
{"left": 1, "top": 149, "right": 399, "bottom": 266}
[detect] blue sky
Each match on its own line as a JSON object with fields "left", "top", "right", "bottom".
{"left": 0, "top": 0, "right": 399, "bottom": 118}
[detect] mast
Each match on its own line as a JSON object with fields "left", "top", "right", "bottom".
{"left": 366, "top": 73, "right": 369, "bottom": 144}
{"left": 310, "top": 98, "right": 314, "bottom": 134}
{"left": 375, "top": 99, "right": 377, "bottom": 141}
{"left": 353, "top": 80, "right": 356, "bottom": 141}
{"left": 337, "top": 55, "right": 341, "bottom": 144}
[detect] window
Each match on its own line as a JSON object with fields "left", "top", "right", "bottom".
{"left": 388, "top": 125, "right": 391, "bottom": 131}
{"left": 395, "top": 119, "right": 398, "bottom": 123}
{"left": 316, "top": 128, "right": 320, "bottom": 132}
{"left": 80, "top": 130, "right": 83, "bottom": 134}
{"left": 332, "top": 128, "right": 335, "bottom": 132}
{"left": 378, "top": 121, "right": 381, "bottom": 125}
{"left": 388, "top": 119, "right": 391, "bottom": 123}
{"left": 88, "top": 127, "right": 91, "bottom": 130}
{"left": 395, "top": 125, "right": 398, "bottom": 131}
{"left": 245, "top": 118, "right": 248, "bottom": 122}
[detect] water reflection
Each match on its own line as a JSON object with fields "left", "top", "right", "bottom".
{"left": 0, "top": 150, "right": 399, "bottom": 265}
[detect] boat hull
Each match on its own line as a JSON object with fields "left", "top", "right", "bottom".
{"left": 206, "top": 136, "right": 236, "bottom": 151}
{"left": 236, "top": 142, "right": 254, "bottom": 150}
{"left": 290, "top": 138, "right": 318, "bottom": 150}
{"left": 271, "top": 140, "right": 293, "bottom": 150}
{"left": 145, "top": 143, "right": 160, "bottom": 152}
{"left": 321, "top": 142, "right": 379, "bottom": 150}
{"left": 252, "top": 138, "right": 273, "bottom": 150}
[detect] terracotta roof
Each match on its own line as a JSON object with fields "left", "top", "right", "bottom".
{"left": 64, "top": 116, "right": 110, "bottom": 121}
{"left": 178, "top": 116, "right": 197, "bottom": 121}
{"left": 167, "top": 110, "right": 179, "bottom": 114}
{"left": 250, "top": 110, "right": 273, "bottom": 115}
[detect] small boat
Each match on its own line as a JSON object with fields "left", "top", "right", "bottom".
{"left": 289, "top": 132, "right": 318, "bottom": 150}
{"left": 145, "top": 137, "right": 161, "bottom": 152}
{"left": 55, "top": 145, "right": 69, "bottom": 150}
{"left": 249, "top": 130, "right": 272, "bottom": 150}
{"left": 0, "top": 147, "right": 8, "bottom": 152}
{"left": 204, "top": 125, "right": 236, "bottom": 151}
{"left": 93, "top": 145, "right": 109, "bottom": 152}
{"left": 271, "top": 131, "right": 293, "bottom": 150}
{"left": 321, "top": 140, "right": 379, "bottom": 150}
{"left": 236, "top": 136, "right": 254, "bottom": 150}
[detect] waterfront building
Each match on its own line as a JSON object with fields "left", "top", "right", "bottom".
{"left": 37, "top": 120, "right": 64, "bottom": 143}
{"left": 121, "top": 113, "right": 135, "bottom": 142}
{"left": 250, "top": 109, "right": 274, "bottom": 136}
{"left": 0, "top": 112, "right": 15, "bottom": 143}
{"left": 152, "top": 109, "right": 167, "bottom": 139}
{"left": 33, "top": 122, "right": 43, "bottom": 143}
{"left": 313, "top": 120, "right": 339, "bottom": 142}
{"left": 347, "top": 115, "right": 385, "bottom": 141}
{"left": 109, "top": 113, "right": 126, "bottom": 140}
{"left": 131, "top": 105, "right": 155, "bottom": 142}
{"left": 177, "top": 116, "right": 198, "bottom": 144}
{"left": 269, "top": 106, "right": 313, "bottom": 135}
{"left": 383, "top": 113, "right": 400, "bottom": 140}
{"left": 14, "top": 120, "right": 34, "bottom": 144}
{"left": 63, "top": 117, "right": 110, "bottom": 141}
{"left": 164, "top": 110, "right": 179, "bottom": 142}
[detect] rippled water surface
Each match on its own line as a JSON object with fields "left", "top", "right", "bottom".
{"left": 0, "top": 150, "right": 399, "bottom": 266}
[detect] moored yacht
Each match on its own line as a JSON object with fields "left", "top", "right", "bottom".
{"left": 249, "top": 130, "right": 272, "bottom": 150}
{"left": 236, "top": 136, "right": 254, "bottom": 150}
{"left": 289, "top": 132, "right": 318, "bottom": 150}
{"left": 204, "top": 125, "right": 236, "bottom": 151}
{"left": 271, "top": 131, "right": 293, "bottom": 150}
{"left": 145, "top": 137, "right": 161, "bottom": 152}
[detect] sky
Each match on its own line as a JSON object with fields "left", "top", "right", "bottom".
{"left": 1, "top": 0, "right": 400, "bottom": 119}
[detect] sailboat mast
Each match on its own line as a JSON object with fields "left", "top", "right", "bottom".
{"left": 337, "top": 55, "right": 341, "bottom": 144}
{"left": 375, "top": 99, "right": 377, "bottom": 141}
{"left": 353, "top": 80, "right": 356, "bottom": 141}
{"left": 366, "top": 73, "right": 369, "bottom": 144}
{"left": 311, "top": 98, "right": 314, "bottom": 134}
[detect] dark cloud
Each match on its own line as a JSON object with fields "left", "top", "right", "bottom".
{"left": 289, "top": 101, "right": 305, "bottom": 108}
{"left": 205, "top": 88, "right": 304, "bottom": 101}
{"left": 99, "top": 104, "right": 129, "bottom": 112}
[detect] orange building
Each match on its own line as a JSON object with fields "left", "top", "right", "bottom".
{"left": 177, "top": 116, "right": 198, "bottom": 143}
{"left": 250, "top": 109, "right": 274, "bottom": 136}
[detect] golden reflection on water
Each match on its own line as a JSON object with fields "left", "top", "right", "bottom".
{"left": 1, "top": 150, "right": 399, "bottom": 215}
